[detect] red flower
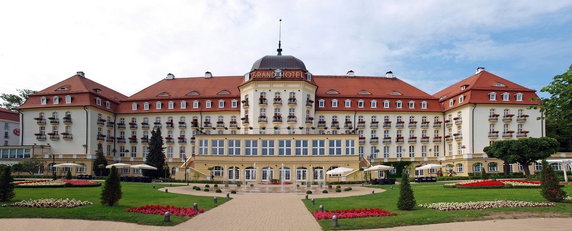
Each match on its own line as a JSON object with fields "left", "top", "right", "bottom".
{"left": 313, "top": 208, "right": 395, "bottom": 220}
{"left": 126, "top": 205, "right": 205, "bottom": 217}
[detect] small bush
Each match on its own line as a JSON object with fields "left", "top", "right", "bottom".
{"left": 322, "top": 190, "right": 328, "bottom": 193}
{"left": 344, "top": 187, "right": 352, "bottom": 191}
{"left": 215, "top": 189, "right": 222, "bottom": 193}
{"left": 336, "top": 185, "right": 341, "bottom": 189}
{"left": 230, "top": 190, "right": 237, "bottom": 194}
{"left": 306, "top": 190, "right": 312, "bottom": 194}
{"left": 328, "top": 185, "right": 333, "bottom": 189}
{"left": 540, "top": 160, "right": 567, "bottom": 202}
{"left": 236, "top": 182, "right": 242, "bottom": 187}
{"left": 205, "top": 184, "right": 210, "bottom": 188}
{"left": 312, "top": 182, "right": 318, "bottom": 185}
{"left": 213, "top": 184, "right": 218, "bottom": 188}
{"left": 100, "top": 166, "right": 121, "bottom": 206}
{"left": 250, "top": 184, "right": 254, "bottom": 187}
{"left": 66, "top": 170, "right": 72, "bottom": 180}
{"left": 195, "top": 187, "right": 201, "bottom": 191}
{"left": 203, "top": 188, "right": 210, "bottom": 192}
{"left": 335, "top": 189, "right": 341, "bottom": 193}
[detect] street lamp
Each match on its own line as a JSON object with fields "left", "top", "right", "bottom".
{"left": 51, "top": 154, "right": 56, "bottom": 180}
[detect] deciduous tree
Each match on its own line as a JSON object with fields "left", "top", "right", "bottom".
{"left": 0, "top": 89, "right": 36, "bottom": 111}
{"left": 484, "top": 137, "right": 559, "bottom": 177}
{"left": 538, "top": 64, "right": 572, "bottom": 151}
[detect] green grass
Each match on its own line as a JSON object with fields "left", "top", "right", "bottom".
{"left": 0, "top": 183, "right": 229, "bottom": 225}
{"left": 304, "top": 182, "right": 572, "bottom": 230}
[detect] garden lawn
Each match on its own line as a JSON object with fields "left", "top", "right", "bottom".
{"left": 0, "top": 182, "right": 229, "bottom": 226}
{"left": 304, "top": 182, "right": 572, "bottom": 230}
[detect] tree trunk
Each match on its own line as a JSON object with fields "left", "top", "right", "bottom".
{"left": 521, "top": 161, "right": 531, "bottom": 177}
{"left": 503, "top": 161, "right": 510, "bottom": 175}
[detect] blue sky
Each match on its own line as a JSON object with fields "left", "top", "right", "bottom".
{"left": 0, "top": 0, "right": 571, "bottom": 98}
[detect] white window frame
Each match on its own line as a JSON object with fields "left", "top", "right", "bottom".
{"left": 318, "top": 99, "right": 325, "bottom": 108}
{"left": 143, "top": 102, "right": 149, "bottom": 110}
{"left": 278, "top": 140, "right": 291, "bottom": 156}
{"left": 211, "top": 139, "right": 224, "bottom": 155}
{"left": 41, "top": 96, "right": 47, "bottom": 105}
{"left": 396, "top": 100, "right": 402, "bottom": 108}
{"left": 218, "top": 100, "right": 225, "bottom": 108}
{"left": 231, "top": 100, "right": 238, "bottom": 108}
{"left": 228, "top": 140, "right": 240, "bottom": 156}
{"left": 245, "top": 140, "right": 258, "bottom": 156}
{"left": 357, "top": 100, "right": 364, "bottom": 108}
{"left": 193, "top": 100, "right": 199, "bottom": 108}
{"left": 206, "top": 100, "right": 212, "bottom": 108}
{"left": 262, "top": 140, "right": 275, "bottom": 156}
{"left": 332, "top": 99, "right": 338, "bottom": 108}
{"left": 421, "top": 101, "right": 427, "bottom": 109}
{"left": 131, "top": 103, "right": 137, "bottom": 110}
{"left": 344, "top": 99, "right": 351, "bottom": 108}
{"left": 53, "top": 96, "right": 60, "bottom": 104}
{"left": 156, "top": 101, "right": 162, "bottom": 109}
{"left": 408, "top": 101, "right": 415, "bottom": 109}
{"left": 502, "top": 92, "right": 510, "bottom": 101}
{"left": 329, "top": 139, "right": 342, "bottom": 155}
{"left": 383, "top": 100, "right": 390, "bottom": 108}
{"left": 65, "top": 95, "right": 72, "bottom": 104}
{"left": 181, "top": 101, "right": 187, "bottom": 109}
{"left": 370, "top": 100, "right": 377, "bottom": 108}
{"left": 515, "top": 93, "right": 523, "bottom": 101}
{"left": 312, "top": 140, "right": 325, "bottom": 156}
{"left": 489, "top": 92, "right": 496, "bottom": 101}
{"left": 168, "top": 101, "right": 174, "bottom": 109}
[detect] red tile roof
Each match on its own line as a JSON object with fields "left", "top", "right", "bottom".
{"left": 314, "top": 75, "right": 435, "bottom": 99}
{"left": 128, "top": 76, "right": 243, "bottom": 100}
{"left": 0, "top": 107, "right": 19, "bottom": 121}
{"left": 35, "top": 74, "right": 127, "bottom": 101}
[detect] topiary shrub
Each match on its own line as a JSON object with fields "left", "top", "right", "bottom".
{"left": 335, "top": 189, "right": 341, "bottom": 193}
{"left": 344, "top": 187, "right": 352, "bottom": 191}
{"left": 306, "top": 190, "right": 312, "bottom": 194}
{"left": 205, "top": 184, "right": 210, "bottom": 188}
{"left": 101, "top": 166, "right": 122, "bottom": 206}
{"left": 322, "top": 190, "right": 328, "bottom": 193}
{"left": 230, "top": 190, "right": 237, "bottom": 194}
{"left": 397, "top": 173, "right": 416, "bottom": 210}
{"left": 214, "top": 184, "right": 218, "bottom": 188}
{"left": 336, "top": 185, "right": 341, "bottom": 189}
{"left": 204, "top": 188, "right": 210, "bottom": 192}
{"left": 0, "top": 166, "right": 15, "bottom": 202}
{"left": 540, "top": 160, "right": 567, "bottom": 202}
{"left": 66, "top": 170, "right": 72, "bottom": 180}
{"left": 215, "top": 189, "right": 222, "bottom": 193}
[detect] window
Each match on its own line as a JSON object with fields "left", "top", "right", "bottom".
{"left": 218, "top": 100, "right": 225, "bottom": 108}
{"left": 408, "top": 101, "right": 415, "bottom": 109}
{"left": 231, "top": 100, "right": 238, "bottom": 108}
{"left": 502, "top": 92, "right": 509, "bottom": 101}
{"left": 279, "top": 167, "right": 291, "bottom": 181}
{"left": 245, "top": 140, "right": 258, "bottom": 156}
{"left": 489, "top": 92, "right": 496, "bottom": 101}
{"left": 262, "top": 140, "right": 275, "bottom": 156}
{"left": 295, "top": 140, "right": 308, "bottom": 156}
{"left": 156, "top": 101, "right": 162, "bottom": 109}
{"left": 41, "top": 96, "right": 47, "bottom": 105}
{"left": 228, "top": 140, "right": 240, "bottom": 155}
{"left": 312, "top": 140, "right": 325, "bottom": 155}
{"left": 95, "top": 97, "right": 102, "bottom": 106}
{"left": 408, "top": 145, "right": 415, "bottom": 157}
{"left": 383, "top": 100, "right": 390, "bottom": 108}
{"left": 168, "top": 101, "right": 174, "bottom": 109}
{"left": 318, "top": 99, "right": 325, "bottom": 108}
{"left": 449, "top": 99, "right": 454, "bottom": 107}
{"left": 421, "top": 145, "right": 427, "bottom": 157}
{"left": 228, "top": 167, "right": 240, "bottom": 180}
{"left": 329, "top": 140, "right": 342, "bottom": 155}
{"left": 433, "top": 145, "right": 439, "bottom": 157}
{"left": 245, "top": 167, "right": 256, "bottom": 181}
{"left": 473, "top": 163, "right": 482, "bottom": 172}
{"left": 459, "top": 95, "right": 464, "bottom": 103}
{"left": 211, "top": 140, "right": 224, "bottom": 155}
{"left": 53, "top": 96, "right": 60, "bottom": 104}
{"left": 278, "top": 140, "right": 291, "bottom": 156}
{"left": 396, "top": 100, "right": 402, "bottom": 108}
{"left": 456, "top": 163, "right": 463, "bottom": 173}
{"left": 212, "top": 166, "right": 224, "bottom": 177}
{"left": 358, "top": 146, "right": 364, "bottom": 158}
{"left": 332, "top": 99, "right": 338, "bottom": 108}
{"left": 131, "top": 103, "right": 138, "bottom": 110}
{"left": 488, "top": 162, "right": 498, "bottom": 172}
{"left": 357, "top": 100, "right": 364, "bottom": 108}
{"left": 181, "top": 101, "right": 187, "bottom": 109}
{"left": 421, "top": 101, "right": 427, "bottom": 109}
{"left": 344, "top": 99, "right": 351, "bottom": 108}
{"left": 143, "top": 102, "right": 149, "bottom": 110}
{"left": 345, "top": 140, "right": 355, "bottom": 155}
{"left": 205, "top": 100, "right": 212, "bottom": 108}
{"left": 167, "top": 146, "right": 173, "bottom": 158}
{"left": 396, "top": 146, "right": 402, "bottom": 158}
{"left": 515, "top": 93, "right": 523, "bottom": 101}
{"left": 64, "top": 95, "right": 72, "bottom": 104}
{"left": 193, "top": 100, "right": 199, "bottom": 108}
{"left": 370, "top": 100, "right": 377, "bottom": 108}
{"left": 296, "top": 167, "right": 307, "bottom": 181}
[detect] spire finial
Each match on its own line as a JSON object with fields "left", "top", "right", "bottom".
{"left": 277, "top": 19, "right": 283, "bottom": 55}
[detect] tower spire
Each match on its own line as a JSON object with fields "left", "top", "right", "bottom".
{"left": 277, "top": 19, "right": 283, "bottom": 56}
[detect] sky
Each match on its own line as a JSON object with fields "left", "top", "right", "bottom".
{"left": 1, "top": 0, "right": 571, "bottom": 98}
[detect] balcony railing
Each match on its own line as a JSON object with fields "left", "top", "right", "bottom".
{"left": 444, "top": 135, "right": 453, "bottom": 142}
{"left": 395, "top": 137, "right": 404, "bottom": 143}
{"left": 370, "top": 137, "right": 379, "bottom": 144}
{"left": 273, "top": 98, "right": 282, "bottom": 105}
{"left": 502, "top": 132, "right": 513, "bottom": 138}
{"left": 203, "top": 122, "right": 212, "bottom": 128}
{"left": 259, "top": 116, "right": 268, "bottom": 123}
{"left": 141, "top": 137, "right": 149, "bottom": 143}
{"left": 178, "top": 137, "right": 187, "bottom": 143}
{"left": 420, "top": 121, "right": 429, "bottom": 128}
{"left": 502, "top": 114, "right": 514, "bottom": 122}
{"left": 408, "top": 121, "right": 417, "bottom": 128}
{"left": 106, "top": 136, "right": 115, "bottom": 142}
{"left": 357, "top": 121, "right": 366, "bottom": 128}
{"left": 370, "top": 121, "right": 379, "bottom": 128}
{"left": 517, "top": 115, "right": 528, "bottom": 123}
{"left": 106, "top": 121, "right": 114, "bottom": 128}
{"left": 433, "top": 136, "right": 442, "bottom": 142}
{"left": 454, "top": 133, "right": 462, "bottom": 140}
{"left": 489, "top": 114, "right": 500, "bottom": 122}
{"left": 433, "top": 121, "right": 442, "bottom": 128}
{"left": 216, "top": 121, "right": 225, "bottom": 128}
{"left": 35, "top": 133, "right": 46, "bottom": 140}
{"left": 420, "top": 137, "right": 430, "bottom": 143}
{"left": 344, "top": 122, "right": 353, "bottom": 129}
{"left": 62, "top": 133, "right": 73, "bottom": 140}
{"left": 179, "top": 121, "right": 187, "bottom": 128}
{"left": 96, "top": 134, "right": 105, "bottom": 141}
{"left": 305, "top": 117, "right": 314, "bottom": 124}
{"left": 141, "top": 122, "right": 149, "bottom": 129}
{"left": 516, "top": 130, "right": 529, "bottom": 138}
{"left": 128, "top": 136, "right": 138, "bottom": 143}
{"left": 287, "top": 116, "right": 297, "bottom": 123}
{"left": 153, "top": 122, "right": 162, "bottom": 128}
{"left": 272, "top": 115, "right": 282, "bottom": 123}
{"left": 229, "top": 121, "right": 238, "bottom": 128}
{"left": 396, "top": 121, "right": 405, "bottom": 128}
{"left": 383, "top": 121, "right": 391, "bottom": 128}
{"left": 358, "top": 137, "right": 366, "bottom": 145}
{"left": 287, "top": 98, "right": 297, "bottom": 105}
{"left": 117, "top": 122, "right": 126, "bottom": 129}
{"left": 382, "top": 137, "right": 391, "bottom": 144}
{"left": 241, "top": 100, "right": 249, "bottom": 108}
{"left": 445, "top": 120, "right": 453, "bottom": 127}
{"left": 97, "top": 119, "right": 106, "bottom": 125}
{"left": 488, "top": 131, "right": 499, "bottom": 138}
{"left": 454, "top": 117, "right": 462, "bottom": 125}
{"left": 49, "top": 117, "right": 59, "bottom": 125}
{"left": 408, "top": 137, "right": 417, "bottom": 143}
{"left": 117, "top": 137, "right": 126, "bottom": 143}
{"left": 36, "top": 118, "right": 46, "bottom": 125}
{"left": 259, "top": 97, "right": 267, "bottom": 105}
{"left": 129, "top": 122, "right": 138, "bottom": 129}
{"left": 63, "top": 116, "right": 72, "bottom": 124}
{"left": 48, "top": 133, "right": 59, "bottom": 140}
{"left": 306, "top": 99, "right": 314, "bottom": 107}
{"left": 166, "top": 121, "right": 174, "bottom": 128}
{"left": 165, "top": 137, "right": 174, "bottom": 144}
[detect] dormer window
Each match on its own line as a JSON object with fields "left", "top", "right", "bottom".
{"left": 93, "top": 88, "right": 102, "bottom": 94}
{"left": 168, "top": 101, "right": 175, "bottom": 109}
{"left": 318, "top": 99, "right": 325, "bottom": 108}
{"left": 65, "top": 95, "right": 72, "bottom": 104}
{"left": 459, "top": 95, "right": 465, "bottom": 103}
{"left": 56, "top": 86, "right": 69, "bottom": 91}
{"left": 193, "top": 100, "right": 199, "bottom": 108}
{"left": 344, "top": 99, "right": 351, "bottom": 108}
{"left": 206, "top": 100, "right": 212, "bottom": 108}
{"left": 502, "top": 92, "right": 510, "bottom": 101}
{"left": 515, "top": 93, "right": 523, "bottom": 101}
{"left": 131, "top": 103, "right": 138, "bottom": 111}
{"left": 187, "top": 91, "right": 200, "bottom": 96}
{"left": 41, "top": 96, "right": 47, "bottom": 105}
{"left": 357, "top": 100, "right": 364, "bottom": 108}
{"left": 332, "top": 99, "right": 338, "bottom": 108}
{"left": 383, "top": 100, "right": 390, "bottom": 108}
{"left": 105, "top": 101, "right": 111, "bottom": 109}
{"left": 408, "top": 101, "right": 415, "bottom": 109}
{"left": 274, "top": 69, "right": 282, "bottom": 78}
{"left": 326, "top": 89, "right": 340, "bottom": 95}
{"left": 143, "top": 102, "right": 150, "bottom": 110}
{"left": 460, "top": 85, "right": 468, "bottom": 91}
{"left": 53, "top": 96, "right": 60, "bottom": 104}
{"left": 218, "top": 100, "right": 225, "bottom": 108}
{"left": 231, "top": 100, "right": 238, "bottom": 108}
{"left": 157, "top": 92, "right": 170, "bottom": 97}
{"left": 489, "top": 92, "right": 497, "bottom": 101}
{"left": 217, "top": 90, "right": 230, "bottom": 95}
{"left": 370, "top": 100, "right": 377, "bottom": 108}
{"left": 181, "top": 101, "right": 187, "bottom": 109}
{"left": 493, "top": 83, "right": 506, "bottom": 87}
{"left": 421, "top": 101, "right": 427, "bottom": 109}
{"left": 396, "top": 100, "right": 402, "bottom": 109}
{"left": 358, "top": 90, "right": 371, "bottom": 95}
{"left": 390, "top": 91, "right": 402, "bottom": 96}
{"left": 449, "top": 99, "right": 454, "bottom": 107}
{"left": 95, "top": 97, "right": 102, "bottom": 106}
{"left": 156, "top": 101, "right": 162, "bottom": 109}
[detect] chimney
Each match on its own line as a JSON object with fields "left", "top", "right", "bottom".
{"left": 165, "top": 73, "right": 175, "bottom": 80}
{"left": 76, "top": 71, "right": 85, "bottom": 77}
{"left": 476, "top": 67, "right": 485, "bottom": 74}
{"left": 346, "top": 70, "right": 355, "bottom": 77}
{"left": 385, "top": 71, "right": 394, "bottom": 78}
{"left": 205, "top": 71, "right": 213, "bottom": 78}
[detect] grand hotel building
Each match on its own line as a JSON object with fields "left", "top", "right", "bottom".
{"left": 15, "top": 49, "right": 562, "bottom": 182}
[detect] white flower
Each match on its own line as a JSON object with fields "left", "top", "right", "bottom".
{"left": 419, "top": 200, "right": 554, "bottom": 211}
{"left": 8, "top": 198, "right": 93, "bottom": 208}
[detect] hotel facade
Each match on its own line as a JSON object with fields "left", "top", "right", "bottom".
{"left": 13, "top": 50, "right": 568, "bottom": 182}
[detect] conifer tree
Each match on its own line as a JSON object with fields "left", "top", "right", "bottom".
{"left": 540, "top": 160, "right": 567, "bottom": 202}
{"left": 0, "top": 166, "right": 15, "bottom": 202}
{"left": 93, "top": 144, "right": 109, "bottom": 176}
{"left": 144, "top": 128, "right": 165, "bottom": 178}
{"left": 397, "top": 172, "right": 416, "bottom": 210}
{"left": 66, "top": 169, "right": 72, "bottom": 179}
{"left": 101, "top": 166, "right": 121, "bottom": 206}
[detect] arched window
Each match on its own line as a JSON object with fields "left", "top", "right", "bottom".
{"left": 211, "top": 166, "right": 224, "bottom": 177}
{"left": 245, "top": 167, "right": 256, "bottom": 181}
{"left": 40, "top": 96, "right": 47, "bottom": 105}
{"left": 456, "top": 163, "right": 463, "bottom": 173}
{"left": 156, "top": 101, "right": 162, "bottom": 109}
{"left": 65, "top": 95, "right": 72, "bottom": 104}
{"left": 53, "top": 96, "right": 60, "bottom": 104}
{"left": 488, "top": 92, "right": 497, "bottom": 101}
{"left": 332, "top": 99, "right": 338, "bottom": 108}
{"left": 168, "top": 101, "right": 175, "bottom": 109}
{"left": 383, "top": 100, "right": 390, "bottom": 108}
{"left": 181, "top": 100, "right": 187, "bottom": 109}
{"left": 357, "top": 99, "right": 364, "bottom": 108}
{"left": 143, "top": 102, "right": 150, "bottom": 110}
{"left": 396, "top": 100, "right": 402, "bottom": 108}
{"left": 421, "top": 101, "right": 427, "bottom": 109}
{"left": 370, "top": 100, "right": 377, "bottom": 108}
{"left": 515, "top": 93, "right": 523, "bottom": 101}
{"left": 408, "top": 101, "right": 415, "bottom": 109}
{"left": 228, "top": 167, "right": 240, "bottom": 180}
{"left": 318, "top": 99, "right": 325, "bottom": 108}
{"left": 205, "top": 100, "right": 212, "bottom": 108}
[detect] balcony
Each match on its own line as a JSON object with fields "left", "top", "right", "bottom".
{"left": 444, "top": 135, "right": 453, "bottom": 142}
{"left": 433, "top": 136, "right": 442, "bottom": 143}
{"left": 166, "top": 121, "right": 174, "bottom": 129}
{"left": 433, "top": 121, "right": 442, "bottom": 128}
{"left": 445, "top": 120, "right": 453, "bottom": 127}
{"left": 358, "top": 137, "right": 366, "bottom": 145}
{"left": 106, "top": 136, "right": 115, "bottom": 142}
{"left": 502, "top": 114, "right": 514, "bottom": 122}
{"left": 454, "top": 117, "right": 462, "bottom": 125}
{"left": 48, "top": 117, "right": 59, "bottom": 125}
{"left": 216, "top": 121, "right": 225, "bottom": 128}
{"left": 287, "top": 98, "right": 297, "bottom": 106}
{"left": 317, "top": 121, "right": 326, "bottom": 128}
{"left": 395, "top": 136, "right": 405, "bottom": 143}
{"left": 128, "top": 136, "right": 137, "bottom": 144}
{"left": 330, "top": 121, "right": 340, "bottom": 129}
{"left": 179, "top": 121, "right": 187, "bottom": 128}
{"left": 97, "top": 119, "right": 106, "bottom": 126}
{"left": 408, "top": 136, "right": 417, "bottom": 143}
{"left": 305, "top": 117, "right": 314, "bottom": 125}
{"left": 35, "top": 118, "right": 46, "bottom": 125}
{"left": 117, "top": 122, "right": 126, "bottom": 129}
{"left": 241, "top": 116, "right": 249, "bottom": 125}
{"left": 382, "top": 137, "right": 392, "bottom": 144}
{"left": 141, "top": 122, "right": 150, "bottom": 129}
{"left": 396, "top": 121, "right": 405, "bottom": 129}
{"left": 241, "top": 100, "right": 249, "bottom": 109}
{"left": 370, "top": 137, "right": 379, "bottom": 144}
{"left": 129, "top": 122, "right": 138, "bottom": 129}
{"left": 488, "top": 131, "right": 499, "bottom": 138}
{"left": 35, "top": 133, "right": 46, "bottom": 141}
{"left": 516, "top": 130, "right": 529, "bottom": 138}
{"left": 165, "top": 137, "right": 174, "bottom": 144}
{"left": 383, "top": 121, "right": 391, "bottom": 128}
{"left": 153, "top": 122, "right": 162, "bottom": 129}
{"left": 306, "top": 99, "right": 314, "bottom": 107}
{"left": 106, "top": 121, "right": 114, "bottom": 128}
{"left": 489, "top": 114, "right": 500, "bottom": 122}
{"left": 408, "top": 121, "right": 418, "bottom": 128}
{"left": 141, "top": 136, "right": 149, "bottom": 143}
{"left": 47, "top": 132, "right": 59, "bottom": 140}
{"left": 63, "top": 116, "right": 72, "bottom": 124}
{"left": 502, "top": 131, "right": 514, "bottom": 138}
{"left": 117, "top": 137, "right": 126, "bottom": 143}
{"left": 191, "top": 120, "right": 199, "bottom": 128}
{"left": 273, "top": 97, "right": 282, "bottom": 105}
{"left": 203, "top": 121, "right": 212, "bottom": 128}
{"left": 420, "top": 136, "right": 430, "bottom": 143}
{"left": 357, "top": 121, "right": 366, "bottom": 129}
{"left": 229, "top": 121, "right": 238, "bottom": 128}
{"left": 344, "top": 121, "right": 353, "bottom": 129}
{"left": 370, "top": 121, "right": 379, "bottom": 128}
{"left": 420, "top": 121, "right": 429, "bottom": 129}
{"left": 178, "top": 136, "right": 187, "bottom": 143}
{"left": 258, "top": 116, "right": 268, "bottom": 123}
{"left": 454, "top": 133, "right": 462, "bottom": 140}
{"left": 259, "top": 97, "right": 268, "bottom": 106}
{"left": 61, "top": 133, "right": 73, "bottom": 140}
{"left": 272, "top": 115, "right": 282, "bottom": 123}
{"left": 517, "top": 115, "right": 528, "bottom": 123}
{"left": 287, "top": 116, "right": 297, "bottom": 123}
{"left": 96, "top": 134, "right": 105, "bottom": 141}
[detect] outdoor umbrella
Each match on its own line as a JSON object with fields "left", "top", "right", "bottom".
{"left": 105, "top": 163, "right": 131, "bottom": 169}
{"left": 53, "top": 163, "right": 83, "bottom": 168}
{"left": 130, "top": 164, "right": 158, "bottom": 170}
{"left": 415, "top": 164, "right": 444, "bottom": 177}
{"left": 536, "top": 159, "right": 572, "bottom": 182}
{"left": 326, "top": 167, "right": 354, "bottom": 175}
{"left": 364, "top": 165, "right": 395, "bottom": 171}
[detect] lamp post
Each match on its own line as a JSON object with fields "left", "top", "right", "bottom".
{"left": 51, "top": 154, "right": 56, "bottom": 179}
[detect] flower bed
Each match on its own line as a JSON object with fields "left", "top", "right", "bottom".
{"left": 4, "top": 198, "right": 93, "bottom": 208}
{"left": 16, "top": 179, "right": 100, "bottom": 188}
{"left": 60, "top": 179, "right": 101, "bottom": 186}
{"left": 126, "top": 205, "right": 205, "bottom": 217}
{"left": 419, "top": 200, "right": 554, "bottom": 211}
{"left": 313, "top": 208, "right": 395, "bottom": 220}
{"left": 446, "top": 179, "right": 541, "bottom": 189}
{"left": 260, "top": 181, "right": 294, "bottom": 185}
